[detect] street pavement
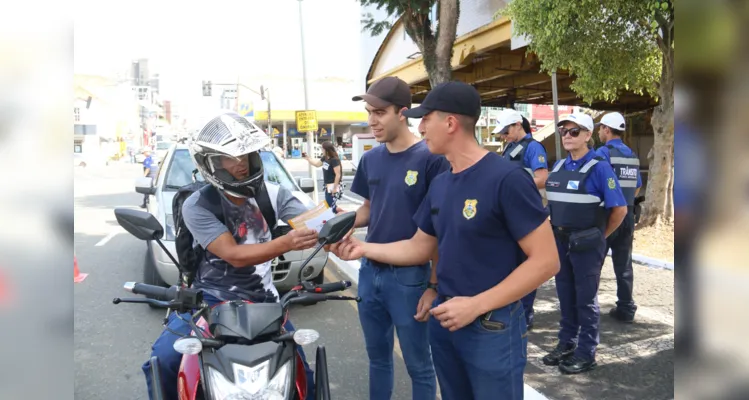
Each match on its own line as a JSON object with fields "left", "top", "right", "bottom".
{"left": 74, "top": 162, "right": 412, "bottom": 400}
{"left": 74, "top": 161, "right": 674, "bottom": 400}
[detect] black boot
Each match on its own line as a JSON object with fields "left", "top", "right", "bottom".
{"left": 608, "top": 307, "right": 635, "bottom": 323}
{"left": 559, "top": 355, "right": 597, "bottom": 374}
{"left": 542, "top": 342, "right": 576, "bottom": 366}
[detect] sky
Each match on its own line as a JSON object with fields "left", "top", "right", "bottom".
{"left": 74, "top": 0, "right": 370, "bottom": 116}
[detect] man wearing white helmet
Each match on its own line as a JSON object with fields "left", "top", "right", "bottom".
{"left": 492, "top": 108, "right": 550, "bottom": 331}
{"left": 595, "top": 112, "right": 642, "bottom": 323}
{"left": 142, "top": 112, "right": 319, "bottom": 400}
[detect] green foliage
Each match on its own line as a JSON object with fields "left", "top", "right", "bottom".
{"left": 360, "top": 0, "right": 436, "bottom": 36}
{"left": 502, "top": 0, "right": 674, "bottom": 105}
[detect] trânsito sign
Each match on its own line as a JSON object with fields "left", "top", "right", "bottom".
{"left": 295, "top": 110, "right": 318, "bottom": 132}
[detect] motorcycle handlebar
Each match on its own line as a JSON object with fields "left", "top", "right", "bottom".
{"left": 311, "top": 281, "right": 351, "bottom": 294}
{"left": 125, "top": 282, "right": 176, "bottom": 301}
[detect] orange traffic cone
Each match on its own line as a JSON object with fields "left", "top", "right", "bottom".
{"left": 74, "top": 255, "right": 88, "bottom": 283}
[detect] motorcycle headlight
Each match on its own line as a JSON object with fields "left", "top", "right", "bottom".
{"left": 207, "top": 360, "right": 292, "bottom": 400}
{"left": 165, "top": 213, "right": 176, "bottom": 241}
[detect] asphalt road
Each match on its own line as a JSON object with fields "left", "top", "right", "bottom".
{"left": 75, "top": 162, "right": 674, "bottom": 400}
{"left": 73, "top": 163, "right": 411, "bottom": 400}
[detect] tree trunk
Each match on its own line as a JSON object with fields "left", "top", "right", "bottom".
{"left": 402, "top": 0, "right": 460, "bottom": 88}
{"left": 639, "top": 45, "right": 674, "bottom": 227}
{"left": 665, "top": 149, "right": 674, "bottom": 222}
{"left": 430, "top": 0, "right": 459, "bottom": 87}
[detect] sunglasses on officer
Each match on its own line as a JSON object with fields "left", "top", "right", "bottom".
{"left": 559, "top": 127, "right": 586, "bottom": 138}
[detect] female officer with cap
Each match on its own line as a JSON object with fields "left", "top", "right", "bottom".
{"left": 493, "top": 109, "right": 550, "bottom": 331}
{"left": 595, "top": 112, "right": 642, "bottom": 323}
{"left": 333, "top": 81, "right": 560, "bottom": 399}
{"left": 542, "top": 113, "right": 628, "bottom": 374}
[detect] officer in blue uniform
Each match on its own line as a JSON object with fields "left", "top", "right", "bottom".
{"left": 543, "top": 113, "right": 628, "bottom": 374}
{"left": 333, "top": 81, "right": 560, "bottom": 399}
{"left": 595, "top": 112, "right": 642, "bottom": 322}
{"left": 493, "top": 108, "right": 549, "bottom": 331}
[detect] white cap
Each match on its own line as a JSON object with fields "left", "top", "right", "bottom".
{"left": 597, "top": 112, "right": 626, "bottom": 131}
{"left": 557, "top": 113, "right": 594, "bottom": 132}
{"left": 492, "top": 109, "right": 523, "bottom": 134}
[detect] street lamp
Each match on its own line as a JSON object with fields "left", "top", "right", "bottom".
{"left": 297, "top": 0, "right": 319, "bottom": 203}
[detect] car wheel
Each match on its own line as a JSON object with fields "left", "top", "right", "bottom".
{"left": 144, "top": 242, "right": 168, "bottom": 308}
{"left": 312, "top": 265, "right": 325, "bottom": 284}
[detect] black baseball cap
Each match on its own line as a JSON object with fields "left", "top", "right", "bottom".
{"left": 352, "top": 77, "right": 412, "bottom": 109}
{"left": 402, "top": 81, "right": 481, "bottom": 118}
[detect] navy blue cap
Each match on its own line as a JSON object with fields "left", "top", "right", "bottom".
{"left": 402, "top": 81, "right": 481, "bottom": 119}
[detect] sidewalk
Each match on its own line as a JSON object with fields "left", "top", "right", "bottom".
{"left": 326, "top": 253, "right": 551, "bottom": 400}
{"left": 328, "top": 248, "right": 674, "bottom": 400}
{"left": 327, "top": 199, "right": 674, "bottom": 399}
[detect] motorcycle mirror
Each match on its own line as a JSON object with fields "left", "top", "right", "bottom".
{"left": 173, "top": 337, "right": 203, "bottom": 355}
{"left": 114, "top": 208, "right": 164, "bottom": 241}
{"left": 318, "top": 212, "right": 356, "bottom": 244}
{"left": 293, "top": 329, "right": 320, "bottom": 346}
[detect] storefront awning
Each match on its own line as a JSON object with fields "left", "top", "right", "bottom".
{"left": 367, "top": 17, "right": 657, "bottom": 112}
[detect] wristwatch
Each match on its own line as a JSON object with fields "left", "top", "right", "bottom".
{"left": 426, "top": 282, "right": 438, "bottom": 291}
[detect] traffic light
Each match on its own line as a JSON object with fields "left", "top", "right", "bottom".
{"left": 202, "top": 81, "right": 212, "bottom": 96}
{"left": 260, "top": 85, "right": 265, "bottom": 100}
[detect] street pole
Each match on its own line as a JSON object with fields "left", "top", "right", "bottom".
{"left": 266, "top": 88, "right": 273, "bottom": 146}
{"left": 298, "top": 0, "right": 318, "bottom": 203}
{"left": 551, "top": 70, "right": 562, "bottom": 161}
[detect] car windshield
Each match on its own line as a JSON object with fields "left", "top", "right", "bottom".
{"left": 156, "top": 142, "right": 171, "bottom": 150}
{"left": 164, "top": 149, "right": 298, "bottom": 193}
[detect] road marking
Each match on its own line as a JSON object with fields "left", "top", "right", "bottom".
{"left": 95, "top": 228, "right": 123, "bottom": 246}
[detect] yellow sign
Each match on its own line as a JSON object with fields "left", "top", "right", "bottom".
{"left": 405, "top": 170, "right": 419, "bottom": 186}
{"left": 363, "top": 145, "right": 373, "bottom": 151}
{"left": 296, "top": 110, "right": 318, "bottom": 132}
{"left": 463, "top": 199, "right": 478, "bottom": 220}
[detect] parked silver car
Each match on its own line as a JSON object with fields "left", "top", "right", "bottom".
{"left": 135, "top": 143, "right": 328, "bottom": 293}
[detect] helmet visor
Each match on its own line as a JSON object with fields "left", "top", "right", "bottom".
{"left": 205, "top": 152, "right": 263, "bottom": 186}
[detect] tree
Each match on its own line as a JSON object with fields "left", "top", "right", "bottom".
{"left": 361, "top": 0, "right": 460, "bottom": 87}
{"left": 502, "top": 0, "right": 674, "bottom": 227}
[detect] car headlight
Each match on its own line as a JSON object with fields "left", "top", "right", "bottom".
{"left": 165, "top": 213, "right": 176, "bottom": 241}
{"left": 207, "top": 360, "right": 292, "bottom": 400}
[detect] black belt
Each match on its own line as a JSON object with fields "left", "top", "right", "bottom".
{"left": 552, "top": 226, "right": 576, "bottom": 237}
{"left": 367, "top": 259, "right": 424, "bottom": 269}
{"left": 367, "top": 259, "right": 393, "bottom": 268}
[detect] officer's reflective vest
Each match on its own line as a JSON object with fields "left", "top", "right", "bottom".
{"left": 606, "top": 144, "right": 640, "bottom": 206}
{"left": 501, "top": 137, "right": 537, "bottom": 178}
{"left": 546, "top": 158, "right": 607, "bottom": 231}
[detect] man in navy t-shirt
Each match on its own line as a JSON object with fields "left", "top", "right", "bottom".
{"left": 345, "top": 77, "right": 450, "bottom": 400}
{"left": 334, "top": 81, "right": 560, "bottom": 400}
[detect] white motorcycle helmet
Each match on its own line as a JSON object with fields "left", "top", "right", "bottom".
{"left": 189, "top": 112, "right": 271, "bottom": 198}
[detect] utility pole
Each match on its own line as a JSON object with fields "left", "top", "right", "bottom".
{"left": 298, "top": 0, "right": 318, "bottom": 203}
{"left": 261, "top": 86, "right": 273, "bottom": 146}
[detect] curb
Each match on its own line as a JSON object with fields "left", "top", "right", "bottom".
{"left": 327, "top": 254, "right": 550, "bottom": 400}
{"left": 611, "top": 249, "right": 674, "bottom": 270}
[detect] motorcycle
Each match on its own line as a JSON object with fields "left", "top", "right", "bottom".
{"left": 112, "top": 207, "right": 359, "bottom": 400}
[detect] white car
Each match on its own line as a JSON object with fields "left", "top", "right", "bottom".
{"left": 154, "top": 141, "right": 171, "bottom": 161}
{"left": 74, "top": 152, "right": 108, "bottom": 168}
{"left": 135, "top": 143, "right": 328, "bottom": 295}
